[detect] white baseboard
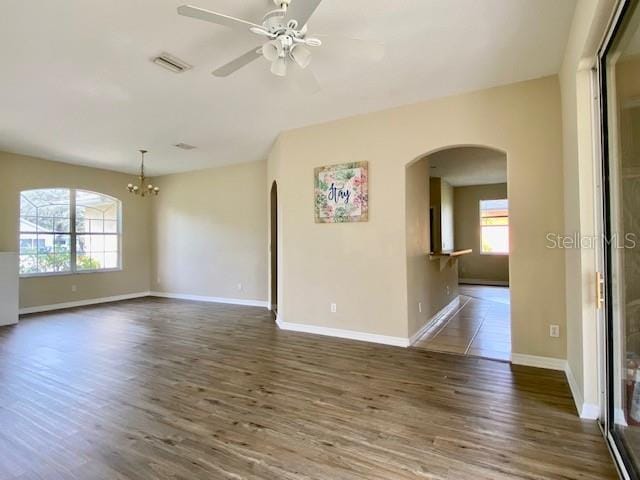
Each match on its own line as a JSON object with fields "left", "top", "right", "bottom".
{"left": 511, "top": 353, "right": 567, "bottom": 371}
{"left": 409, "top": 296, "right": 463, "bottom": 345}
{"left": 459, "top": 278, "right": 509, "bottom": 286}
{"left": 564, "top": 361, "right": 584, "bottom": 414}
{"left": 512, "top": 353, "right": 600, "bottom": 420}
{"left": 19, "top": 291, "right": 151, "bottom": 315}
{"left": 20, "top": 291, "right": 269, "bottom": 315}
{"left": 150, "top": 291, "right": 269, "bottom": 308}
{"left": 564, "top": 361, "right": 600, "bottom": 420}
{"left": 276, "top": 317, "right": 410, "bottom": 347}
{"left": 580, "top": 403, "right": 601, "bottom": 420}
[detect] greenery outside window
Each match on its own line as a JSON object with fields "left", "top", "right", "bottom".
{"left": 19, "top": 189, "right": 121, "bottom": 276}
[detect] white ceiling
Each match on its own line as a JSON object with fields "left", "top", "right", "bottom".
{"left": 0, "top": 0, "right": 576, "bottom": 176}
{"left": 427, "top": 147, "right": 506, "bottom": 187}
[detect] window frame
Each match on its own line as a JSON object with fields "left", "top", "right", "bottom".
{"left": 18, "top": 188, "right": 123, "bottom": 278}
{"left": 479, "top": 198, "right": 509, "bottom": 256}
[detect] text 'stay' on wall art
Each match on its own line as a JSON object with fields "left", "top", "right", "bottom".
{"left": 314, "top": 161, "right": 368, "bottom": 223}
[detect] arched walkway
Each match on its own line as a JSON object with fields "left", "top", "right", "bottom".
{"left": 405, "top": 146, "right": 511, "bottom": 361}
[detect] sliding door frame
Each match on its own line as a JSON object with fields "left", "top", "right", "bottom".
{"left": 597, "top": 0, "right": 639, "bottom": 477}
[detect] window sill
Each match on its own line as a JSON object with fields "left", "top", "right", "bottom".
{"left": 479, "top": 252, "right": 509, "bottom": 256}
{"left": 20, "top": 268, "right": 123, "bottom": 279}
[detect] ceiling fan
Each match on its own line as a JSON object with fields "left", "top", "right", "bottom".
{"left": 177, "top": 0, "right": 384, "bottom": 89}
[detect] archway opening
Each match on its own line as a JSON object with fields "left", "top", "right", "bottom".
{"left": 270, "top": 181, "right": 278, "bottom": 316}
{"left": 407, "top": 146, "right": 511, "bottom": 361}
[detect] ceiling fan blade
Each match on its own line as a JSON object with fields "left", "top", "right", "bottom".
{"left": 290, "top": 65, "right": 321, "bottom": 95}
{"left": 316, "top": 35, "right": 385, "bottom": 62}
{"left": 284, "top": 0, "right": 323, "bottom": 28}
{"left": 177, "top": 5, "right": 263, "bottom": 32}
{"left": 212, "top": 47, "right": 262, "bottom": 77}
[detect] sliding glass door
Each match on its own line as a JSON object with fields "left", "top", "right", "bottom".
{"left": 600, "top": 0, "right": 640, "bottom": 477}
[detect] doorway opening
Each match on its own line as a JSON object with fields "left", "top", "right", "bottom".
{"left": 410, "top": 146, "right": 511, "bottom": 362}
{"left": 270, "top": 181, "right": 278, "bottom": 315}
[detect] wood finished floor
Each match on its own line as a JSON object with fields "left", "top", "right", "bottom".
{"left": 0, "top": 297, "right": 616, "bottom": 479}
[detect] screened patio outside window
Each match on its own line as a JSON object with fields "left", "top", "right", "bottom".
{"left": 19, "top": 189, "right": 121, "bottom": 276}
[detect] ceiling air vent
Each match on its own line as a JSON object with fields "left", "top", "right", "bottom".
{"left": 152, "top": 53, "right": 192, "bottom": 73}
{"left": 174, "top": 143, "right": 197, "bottom": 150}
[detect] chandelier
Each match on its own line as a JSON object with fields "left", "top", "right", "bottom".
{"left": 127, "top": 149, "right": 159, "bottom": 197}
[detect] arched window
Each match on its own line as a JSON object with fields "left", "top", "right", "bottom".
{"left": 19, "top": 189, "right": 121, "bottom": 276}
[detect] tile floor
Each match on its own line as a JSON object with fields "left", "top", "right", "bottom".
{"left": 413, "top": 285, "right": 511, "bottom": 361}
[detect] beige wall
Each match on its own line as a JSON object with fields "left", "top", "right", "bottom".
{"left": 440, "top": 180, "right": 454, "bottom": 252}
{"left": 151, "top": 161, "right": 268, "bottom": 303}
{"left": 0, "top": 152, "right": 268, "bottom": 310}
{"left": 406, "top": 160, "right": 458, "bottom": 337}
{"left": 560, "top": 0, "right": 617, "bottom": 413}
{"left": 0, "top": 151, "right": 151, "bottom": 309}
{"left": 269, "top": 75, "right": 567, "bottom": 357}
{"left": 429, "top": 177, "right": 442, "bottom": 252}
{"left": 454, "top": 183, "right": 509, "bottom": 284}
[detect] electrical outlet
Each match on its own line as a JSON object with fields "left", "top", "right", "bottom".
{"left": 330, "top": 303, "right": 337, "bottom": 313}
{"left": 446, "top": 285, "right": 450, "bottom": 295}
{"left": 237, "top": 283, "right": 243, "bottom": 291}
{"left": 71, "top": 285, "right": 77, "bottom": 293}
{"left": 418, "top": 302, "right": 422, "bottom": 313}
{"left": 157, "top": 276, "right": 161, "bottom": 284}
{"left": 550, "top": 325, "right": 560, "bottom": 338}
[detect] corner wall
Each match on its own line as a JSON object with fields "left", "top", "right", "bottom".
{"left": 269, "top": 75, "right": 567, "bottom": 358}
{"left": 560, "top": 0, "right": 617, "bottom": 417}
{"left": 150, "top": 160, "right": 268, "bottom": 304}
{"left": 0, "top": 151, "right": 151, "bottom": 309}
{"left": 454, "top": 183, "right": 509, "bottom": 284}
{"left": 406, "top": 160, "right": 458, "bottom": 338}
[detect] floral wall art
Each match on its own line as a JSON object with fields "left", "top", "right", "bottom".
{"left": 314, "top": 161, "right": 368, "bottom": 223}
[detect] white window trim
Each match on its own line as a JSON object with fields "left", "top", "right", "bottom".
{"left": 18, "top": 188, "right": 123, "bottom": 278}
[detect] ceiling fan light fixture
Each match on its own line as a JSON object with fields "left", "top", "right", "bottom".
{"left": 177, "top": 1, "right": 356, "bottom": 84}
{"left": 271, "top": 57, "right": 288, "bottom": 76}
{"left": 291, "top": 44, "right": 312, "bottom": 69}
{"left": 263, "top": 40, "right": 281, "bottom": 62}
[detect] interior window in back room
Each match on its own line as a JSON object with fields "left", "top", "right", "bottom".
{"left": 479, "top": 199, "right": 509, "bottom": 255}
